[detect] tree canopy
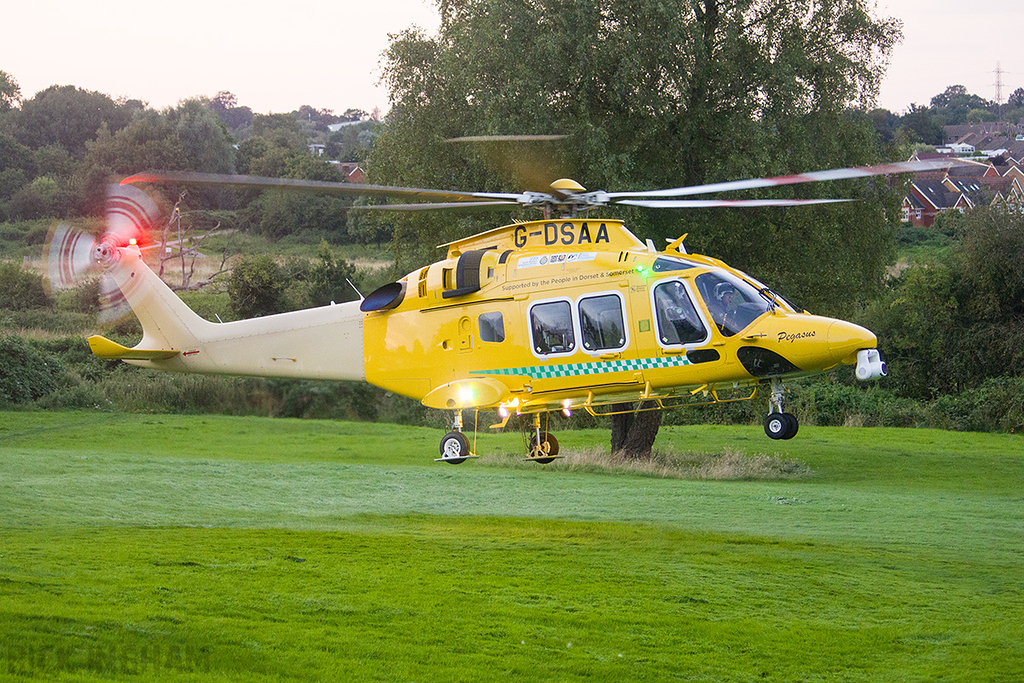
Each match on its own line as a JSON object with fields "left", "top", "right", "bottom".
{"left": 0, "top": 70, "right": 20, "bottom": 112}
{"left": 372, "top": 0, "right": 904, "bottom": 316}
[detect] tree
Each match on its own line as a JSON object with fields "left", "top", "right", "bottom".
{"left": 930, "top": 85, "right": 969, "bottom": 108}
{"left": 1008, "top": 87, "right": 1024, "bottom": 108}
{"left": 927, "top": 85, "right": 994, "bottom": 126}
{"left": 898, "top": 104, "right": 943, "bottom": 145}
{"left": 863, "top": 207, "right": 1024, "bottom": 400}
{"left": 206, "top": 91, "right": 254, "bottom": 132}
{"left": 0, "top": 70, "right": 20, "bottom": 112}
{"left": 374, "top": 0, "right": 904, "bottom": 457}
{"left": 227, "top": 255, "right": 289, "bottom": 318}
{"left": 0, "top": 131, "right": 35, "bottom": 208}
{"left": 341, "top": 108, "right": 368, "bottom": 122}
{"left": 12, "top": 85, "right": 134, "bottom": 157}
{"left": 305, "top": 240, "right": 359, "bottom": 307}
{"left": 84, "top": 112, "right": 187, "bottom": 175}
{"left": 165, "top": 99, "right": 235, "bottom": 174}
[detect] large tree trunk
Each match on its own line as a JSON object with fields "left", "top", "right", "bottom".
{"left": 609, "top": 402, "right": 663, "bottom": 459}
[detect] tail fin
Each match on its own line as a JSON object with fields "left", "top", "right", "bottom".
{"left": 101, "top": 243, "right": 216, "bottom": 355}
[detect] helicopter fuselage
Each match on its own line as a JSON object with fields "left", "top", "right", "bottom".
{"left": 361, "top": 218, "right": 879, "bottom": 416}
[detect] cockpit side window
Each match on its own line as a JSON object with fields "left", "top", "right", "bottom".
{"left": 579, "top": 294, "right": 626, "bottom": 352}
{"left": 695, "top": 271, "right": 768, "bottom": 336}
{"left": 653, "top": 280, "right": 707, "bottom": 346}
{"left": 529, "top": 300, "right": 575, "bottom": 356}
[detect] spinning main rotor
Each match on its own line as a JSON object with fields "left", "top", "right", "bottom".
{"left": 122, "top": 159, "right": 956, "bottom": 218}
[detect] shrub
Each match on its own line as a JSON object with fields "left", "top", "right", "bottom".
{"left": 227, "top": 254, "right": 288, "bottom": 318}
{"left": 0, "top": 261, "right": 52, "bottom": 310}
{"left": 0, "top": 335, "right": 63, "bottom": 404}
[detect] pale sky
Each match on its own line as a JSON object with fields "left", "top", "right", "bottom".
{"left": 1, "top": 0, "right": 1021, "bottom": 117}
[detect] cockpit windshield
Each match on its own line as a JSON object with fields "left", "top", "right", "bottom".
{"left": 694, "top": 270, "right": 791, "bottom": 337}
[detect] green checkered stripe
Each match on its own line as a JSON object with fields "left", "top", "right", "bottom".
{"left": 472, "top": 354, "right": 692, "bottom": 379}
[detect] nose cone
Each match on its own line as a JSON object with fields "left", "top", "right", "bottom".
{"left": 827, "top": 320, "right": 878, "bottom": 365}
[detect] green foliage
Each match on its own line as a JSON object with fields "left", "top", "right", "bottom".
{"left": 303, "top": 240, "right": 359, "bottom": 307}
{"left": 0, "top": 218, "right": 51, "bottom": 257}
{"left": 374, "top": 0, "right": 903, "bottom": 314}
{"left": 0, "top": 69, "right": 20, "bottom": 111}
{"left": 204, "top": 91, "right": 254, "bottom": 133}
{"left": 238, "top": 155, "right": 352, "bottom": 241}
{"left": 864, "top": 206, "right": 1024, "bottom": 400}
{"left": 0, "top": 335, "right": 62, "bottom": 403}
{"left": 84, "top": 100, "right": 235, "bottom": 181}
{"left": 165, "top": 99, "right": 235, "bottom": 175}
{"left": 0, "top": 261, "right": 52, "bottom": 309}
{"left": 10, "top": 85, "right": 137, "bottom": 158}
{"left": 930, "top": 377, "right": 1024, "bottom": 433}
{"left": 226, "top": 254, "right": 289, "bottom": 318}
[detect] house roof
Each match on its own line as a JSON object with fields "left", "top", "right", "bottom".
{"left": 911, "top": 179, "right": 959, "bottom": 210}
{"left": 947, "top": 164, "right": 990, "bottom": 178}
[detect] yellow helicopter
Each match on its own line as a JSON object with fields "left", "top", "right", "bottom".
{"left": 47, "top": 160, "right": 948, "bottom": 463}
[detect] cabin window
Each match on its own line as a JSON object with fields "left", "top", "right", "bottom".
{"left": 653, "top": 280, "right": 707, "bottom": 345}
{"left": 579, "top": 294, "right": 626, "bottom": 351}
{"left": 529, "top": 300, "right": 575, "bottom": 356}
{"left": 479, "top": 312, "right": 505, "bottom": 343}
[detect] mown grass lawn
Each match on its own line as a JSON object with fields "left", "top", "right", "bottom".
{"left": 1, "top": 411, "right": 1022, "bottom": 681}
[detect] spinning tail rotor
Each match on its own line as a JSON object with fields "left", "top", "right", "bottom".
{"left": 44, "top": 184, "right": 162, "bottom": 322}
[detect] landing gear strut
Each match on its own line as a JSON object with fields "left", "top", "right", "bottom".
{"left": 436, "top": 410, "right": 476, "bottom": 464}
{"left": 525, "top": 413, "right": 560, "bottom": 464}
{"left": 764, "top": 378, "right": 799, "bottom": 440}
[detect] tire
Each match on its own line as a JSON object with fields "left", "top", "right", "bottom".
{"left": 528, "top": 431, "right": 559, "bottom": 464}
{"left": 439, "top": 431, "right": 470, "bottom": 464}
{"left": 782, "top": 412, "right": 799, "bottom": 440}
{"left": 764, "top": 413, "right": 788, "bottom": 440}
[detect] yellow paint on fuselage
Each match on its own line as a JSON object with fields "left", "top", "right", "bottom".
{"left": 363, "top": 219, "right": 876, "bottom": 414}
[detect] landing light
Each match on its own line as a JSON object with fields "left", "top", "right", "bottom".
{"left": 562, "top": 399, "right": 572, "bottom": 418}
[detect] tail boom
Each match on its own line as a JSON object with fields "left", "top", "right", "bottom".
{"left": 99, "top": 245, "right": 366, "bottom": 382}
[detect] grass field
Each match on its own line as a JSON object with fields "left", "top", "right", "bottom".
{"left": 2, "top": 411, "right": 1022, "bottom": 681}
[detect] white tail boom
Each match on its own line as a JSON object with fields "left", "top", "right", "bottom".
{"left": 90, "top": 244, "right": 366, "bottom": 382}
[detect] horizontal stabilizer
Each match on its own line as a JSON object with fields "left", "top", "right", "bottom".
{"left": 87, "top": 335, "right": 180, "bottom": 361}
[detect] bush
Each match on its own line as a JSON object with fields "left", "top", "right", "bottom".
{"left": 0, "top": 335, "right": 63, "bottom": 404}
{"left": 227, "top": 254, "right": 288, "bottom": 318}
{"left": 0, "top": 261, "right": 52, "bottom": 310}
{"left": 929, "top": 377, "right": 1024, "bottom": 433}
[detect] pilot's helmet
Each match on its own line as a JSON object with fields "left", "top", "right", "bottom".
{"left": 714, "top": 282, "right": 735, "bottom": 301}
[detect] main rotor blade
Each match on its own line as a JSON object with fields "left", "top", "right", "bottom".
{"left": 604, "top": 159, "right": 964, "bottom": 200}
{"left": 121, "top": 170, "right": 514, "bottom": 205}
{"left": 616, "top": 198, "right": 854, "bottom": 208}
{"left": 350, "top": 200, "right": 521, "bottom": 212}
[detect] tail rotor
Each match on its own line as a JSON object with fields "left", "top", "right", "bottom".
{"left": 44, "top": 184, "right": 162, "bottom": 323}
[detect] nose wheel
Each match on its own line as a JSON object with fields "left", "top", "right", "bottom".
{"left": 764, "top": 378, "right": 799, "bottom": 440}
{"left": 435, "top": 410, "right": 478, "bottom": 464}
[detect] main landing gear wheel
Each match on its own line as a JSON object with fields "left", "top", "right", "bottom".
{"left": 764, "top": 412, "right": 798, "bottom": 440}
{"left": 438, "top": 431, "right": 470, "bottom": 464}
{"left": 527, "top": 431, "right": 559, "bottom": 464}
